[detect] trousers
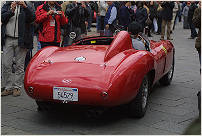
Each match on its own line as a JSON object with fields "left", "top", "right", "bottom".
{"left": 161, "top": 20, "right": 171, "bottom": 39}
{"left": 2, "top": 36, "right": 27, "bottom": 90}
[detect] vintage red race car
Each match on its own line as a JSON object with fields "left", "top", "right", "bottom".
{"left": 24, "top": 31, "right": 175, "bottom": 118}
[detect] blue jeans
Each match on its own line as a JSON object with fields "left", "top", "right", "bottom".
{"left": 87, "top": 11, "right": 93, "bottom": 30}
{"left": 96, "top": 15, "right": 101, "bottom": 31}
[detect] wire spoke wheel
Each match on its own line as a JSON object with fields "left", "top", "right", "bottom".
{"left": 129, "top": 75, "right": 149, "bottom": 118}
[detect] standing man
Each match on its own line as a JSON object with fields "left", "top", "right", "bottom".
{"left": 156, "top": 1, "right": 163, "bottom": 35}
{"left": 192, "top": 3, "right": 201, "bottom": 66}
{"left": 119, "top": 2, "right": 132, "bottom": 30}
{"left": 173, "top": 1, "right": 182, "bottom": 30}
{"left": 134, "top": 2, "right": 148, "bottom": 33}
{"left": 98, "top": 1, "right": 108, "bottom": 32}
{"left": 188, "top": 2, "right": 198, "bottom": 39}
{"left": 160, "top": 1, "right": 175, "bottom": 40}
{"left": 104, "top": 1, "right": 117, "bottom": 36}
{"left": 35, "top": 1, "right": 68, "bottom": 48}
{"left": 1, "top": 1, "right": 35, "bottom": 96}
{"left": 85, "top": 1, "right": 92, "bottom": 32}
{"left": 182, "top": 2, "right": 190, "bottom": 29}
{"left": 63, "top": 1, "right": 89, "bottom": 46}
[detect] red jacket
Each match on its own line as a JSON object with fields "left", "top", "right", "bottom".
{"left": 35, "top": 2, "right": 68, "bottom": 43}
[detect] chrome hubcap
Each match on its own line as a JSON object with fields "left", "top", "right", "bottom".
{"left": 168, "top": 64, "right": 173, "bottom": 79}
{"left": 142, "top": 80, "right": 148, "bottom": 109}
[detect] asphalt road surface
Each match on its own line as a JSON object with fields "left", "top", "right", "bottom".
{"left": 1, "top": 22, "right": 201, "bottom": 135}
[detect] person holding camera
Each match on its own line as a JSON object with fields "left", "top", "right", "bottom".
{"left": 35, "top": 1, "right": 68, "bottom": 48}
{"left": 1, "top": 1, "right": 35, "bottom": 96}
{"left": 63, "top": 1, "right": 89, "bottom": 47}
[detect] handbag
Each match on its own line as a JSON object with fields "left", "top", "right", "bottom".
{"left": 146, "top": 17, "right": 152, "bottom": 25}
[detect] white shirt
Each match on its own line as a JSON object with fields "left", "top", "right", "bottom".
{"left": 132, "top": 38, "right": 146, "bottom": 50}
{"left": 108, "top": 6, "right": 117, "bottom": 25}
{"left": 5, "top": 5, "right": 20, "bottom": 37}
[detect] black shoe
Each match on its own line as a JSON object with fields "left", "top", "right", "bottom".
{"left": 1, "top": 87, "right": 5, "bottom": 92}
{"left": 156, "top": 32, "right": 161, "bottom": 35}
{"left": 167, "top": 37, "right": 173, "bottom": 40}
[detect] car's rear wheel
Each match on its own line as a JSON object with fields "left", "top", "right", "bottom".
{"left": 129, "top": 75, "right": 149, "bottom": 118}
{"left": 159, "top": 56, "right": 175, "bottom": 86}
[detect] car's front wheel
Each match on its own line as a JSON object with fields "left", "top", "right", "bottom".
{"left": 128, "top": 75, "right": 149, "bottom": 118}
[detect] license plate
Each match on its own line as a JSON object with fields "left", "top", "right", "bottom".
{"left": 53, "top": 87, "right": 78, "bottom": 101}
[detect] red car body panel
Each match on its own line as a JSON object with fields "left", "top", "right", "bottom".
{"left": 24, "top": 31, "right": 174, "bottom": 107}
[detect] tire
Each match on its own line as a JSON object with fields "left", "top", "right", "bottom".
{"left": 35, "top": 101, "right": 55, "bottom": 111}
{"left": 159, "top": 56, "right": 175, "bottom": 86}
{"left": 129, "top": 75, "right": 149, "bottom": 118}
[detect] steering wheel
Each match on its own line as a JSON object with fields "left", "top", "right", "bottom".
{"left": 137, "top": 34, "right": 150, "bottom": 51}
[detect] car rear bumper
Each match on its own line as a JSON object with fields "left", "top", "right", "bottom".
{"left": 25, "top": 85, "right": 122, "bottom": 107}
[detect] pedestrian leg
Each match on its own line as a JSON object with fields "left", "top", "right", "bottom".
{"left": 190, "top": 22, "right": 197, "bottom": 38}
{"left": 153, "top": 18, "right": 158, "bottom": 33}
{"left": 24, "top": 49, "right": 32, "bottom": 71}
{"left": 167, "top": 20, "right": 172, "bottom": 40}
{"left": 96, "top": 15, "right": 101, "bottom": 33}
{"left": 2, "top": 37, "right": 15, "bottom": 92}
{"left": 13, "top": 45, "right": 27, "bottom": 96}
{"left": 173, "top": 14, "right": 177, "bottom": 30}
{"left": 161, "top": 19, "right": 166, "bottom": 40}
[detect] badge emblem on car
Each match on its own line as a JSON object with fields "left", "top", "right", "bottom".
{"left": 62, "top": 79, "right": 72, "bottom": 84}
{"left": 74, "top": 56, "right": 86, "bottom": 61}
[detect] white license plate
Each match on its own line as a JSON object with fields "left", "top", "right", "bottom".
{"left": 53, "top": 87, "right": 78, "bottom": 101}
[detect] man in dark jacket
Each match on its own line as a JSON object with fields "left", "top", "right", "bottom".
{"left": 160, "top": 1, "right": 175, "bottom": 40}
{"left": 119, "top": 2, "right": 132, "bottom": 30}
{"left": 1, "top": 1, "right": 35, "bottom": 96}
{"left": 188, "top": 2, "right": 198, "bottom": 39}
{"left": 63, "top": 1, "right": 89, "bottom": 46}
{"left": 134, "top": 2, "right": 148, "bottom": 32}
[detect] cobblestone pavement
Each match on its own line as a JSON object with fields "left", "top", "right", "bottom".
{"left": 1, "top": 22, "right": 201, "bottom": 135}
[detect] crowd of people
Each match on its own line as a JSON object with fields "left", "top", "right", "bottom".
{"left": 1, "top": 1, "right": 201, "bottom": 97}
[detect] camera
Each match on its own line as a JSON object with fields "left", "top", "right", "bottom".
{"left": 53, "top": 11, "right": 59, "bottom": 15}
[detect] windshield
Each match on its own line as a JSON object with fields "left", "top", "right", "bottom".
{"left": 74, "top": 37, "right": 114, "bottom": 46}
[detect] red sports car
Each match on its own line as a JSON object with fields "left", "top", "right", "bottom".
{"left": 24, "top": 31, "right": 175, "bottom": 118}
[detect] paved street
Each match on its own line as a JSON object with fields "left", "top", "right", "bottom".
{"left": 1, "top": 22, "right": 201, "bottom": 135}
